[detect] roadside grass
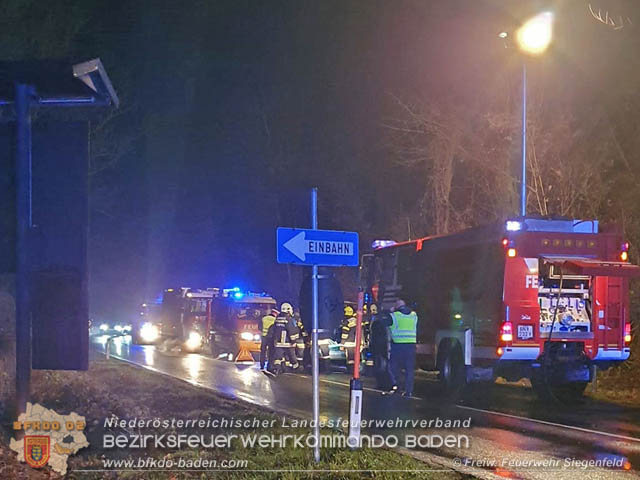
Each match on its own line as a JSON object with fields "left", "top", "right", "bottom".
{"left": 589, "top": 359, "right": 640, "bottom": 407}
{"left": 0, "top": 357, "right": 466, "bottom": 479}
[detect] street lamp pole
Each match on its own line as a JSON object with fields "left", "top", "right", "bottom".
{"left": 506, "top": 11, "right": 553, "bottom": 217}
{"left": 520, "top": 62, "right": 527, "bottom": 217}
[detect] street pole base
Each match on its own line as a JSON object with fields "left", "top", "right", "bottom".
{"left": 347, "top": 378, "right": 362, "bottom": 449}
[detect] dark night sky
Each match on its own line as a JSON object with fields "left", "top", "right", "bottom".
{"left": 82, "top": 0, "right": 640, "bottom": 322}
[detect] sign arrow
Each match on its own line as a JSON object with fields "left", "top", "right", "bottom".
{"left": 283, "top": 231, "right": 355, "bottom": 262}
{"left": 283, "top": 231, "right": 308, "bottom": 261}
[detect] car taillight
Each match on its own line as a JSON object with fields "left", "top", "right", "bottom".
{"left": 500, "top": 321, "right": 513, "bottom": 343}
{"left": 624, "top": 323, "right": 631, "bottom": 344}
{"left": 507, "top": 248, "right": 517, "bottom": 258}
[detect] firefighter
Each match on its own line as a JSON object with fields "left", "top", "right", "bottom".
{"left": 361, "top": 303, "right": 377, "bottom": 370}
{"left": 340, "top": 305, "right": 358, "bottom": 369}
{"left": 293, "top": 310, "right": 310, "bottom": 368}
{"left": 258, "top": 308, "right": 278, "bottom": 371}
{"left": 280, "top": 302, "right": 301, "bottom": 368}
{"left": 382, "top": 298, "right": 418, "bottom": 397}
{"left": 369, "top": 304, "right": 392, "bottom": 390}
{"left": 270, "top": 305, "right": 300, "bottom": 375}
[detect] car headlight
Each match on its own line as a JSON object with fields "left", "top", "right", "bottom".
{"left": 186, "top": 331, "right": 203, "bottom": 350}
{"left": 99, "top": 323, "right": 109, "bottom": 332}
{"left": 114, "top": 325, "right": 123, "bottom": 332}
{"left": 240, "top": 331, "right": 254, "bottom": 341}
{"left": 140, "top": 322, "right": 160, "bottom": 342}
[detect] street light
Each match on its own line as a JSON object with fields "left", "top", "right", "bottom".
{"left": 517, "top": 12, "right": 553, "bottom": 55}
{"left": 500, "top": 12, "right": 554, "bottom": 217}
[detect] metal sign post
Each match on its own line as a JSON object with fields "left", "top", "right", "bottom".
{"left": 347, "top": 290, "right": 364, "bottom": 448}
{"left": 276, "top": 188, "right": 359, "bottom": 462}
{"left": 310, "top": 188, "right": 320, "bottom": 463}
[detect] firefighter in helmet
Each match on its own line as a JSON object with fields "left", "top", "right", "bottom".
{"left": 269, "top": 303, "right": 300, "bottom": 375}
{"left": 361, "top": 303, "right": 377, "bottom": 370}
{"left": 340, "top": 305, "right": 358, "bottom": 369}
{"left": 258, "top": 308, "right": 278, "bottom": 371}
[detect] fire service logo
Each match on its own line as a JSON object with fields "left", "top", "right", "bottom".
{"left": 10, "top": 403, "right": 89, "bottom": 475}
{"left": 24, "top": 435, "right": 50, "bottom": 468}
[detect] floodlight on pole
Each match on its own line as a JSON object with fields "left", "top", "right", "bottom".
{"left": 516, "top": 12, "right": 553, "bottom": 55}
{"left": 499, "top": 12, "right": 553, "bottom": 216}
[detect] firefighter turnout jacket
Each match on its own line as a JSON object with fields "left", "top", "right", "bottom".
{"left": 340, "top": 316, "right": 357, "bottom": 345}
{"left": 271, "top": 313, "right": 300, "bottom": 371}
{"left": 273, "top": 314, "right": 299, "bottom": 347}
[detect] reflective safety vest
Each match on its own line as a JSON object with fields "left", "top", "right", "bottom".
{"left": 260, "top": 315, "right": 276, "bottom": 337}
{"left": 389, "top": 311, "right": 417, "bottom": 344}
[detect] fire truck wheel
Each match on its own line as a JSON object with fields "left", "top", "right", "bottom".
{"left": 558, "top": 381, "right": 589, "bottom": 401}
{"left": 438, "top": 342, "right": 466, "bottom": 397}
{"left": 531, "top": 373, "right": 588, "bottom": 403}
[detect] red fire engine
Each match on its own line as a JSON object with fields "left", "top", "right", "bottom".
{"left": 366, "top": 218, "right": 640, "bottom": 400}
{"left": 133, "top": 287, "right": 276, "bottom": 361}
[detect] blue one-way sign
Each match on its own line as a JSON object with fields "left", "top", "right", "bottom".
{"left": 277, "top": 227, "right": 359, "bottom": 266}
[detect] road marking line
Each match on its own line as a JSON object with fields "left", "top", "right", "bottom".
{"left": 456, "top": 404, "right": 640, "bottom": 443}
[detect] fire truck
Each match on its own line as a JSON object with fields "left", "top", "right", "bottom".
{"left": 133, "top": 287, "right": 276, "bottom": 360}
{"left": 365, "top": 218, "right": 640, "bottom": 401}
{"left": 132, "top": 288, "right": 208, "bottom": 348}
{"left": 207, "top": 289, "right": 277, "bottom": 362}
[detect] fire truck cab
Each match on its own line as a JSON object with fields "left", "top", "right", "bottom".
{"left": 208, "top": 289, "right": 277, "bottom": 362}
{"left": 367, "top": 218, "right": 640, "bottom": 401}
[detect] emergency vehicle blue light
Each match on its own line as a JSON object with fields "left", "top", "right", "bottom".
{"left": 506, "top": 221, "right": 522, "bottom": 231}
{"left": 372, "top": 239, "right": 396, "bottom": 249}
{"left": 233, "top": 292, "right": 245, "bottom": 299}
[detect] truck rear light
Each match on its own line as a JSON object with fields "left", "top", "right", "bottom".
{"left": 502, "top": 238, "right": 509, "bottom": 247}
{"left": 621, "top": 242, "right": 630, "bottom": 261}
{"left": 624, "top": 323, "right": 631, "bottom": 344}
{"left": 507, "top": 248, "right": 517, "bottom": 257}
{"left": 496, "top": 347, "right": 504, "bottom": 356}
{"left": 500, "top": 321, "right": 513, "bottom": 342}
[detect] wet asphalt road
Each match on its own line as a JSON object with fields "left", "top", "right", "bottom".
{"left": 92, "top": 335, "right": 640, "bottom": 479}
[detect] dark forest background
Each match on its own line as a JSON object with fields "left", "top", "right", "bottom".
{"left": 2, "top": 0, "right": 639, "bottom": 330}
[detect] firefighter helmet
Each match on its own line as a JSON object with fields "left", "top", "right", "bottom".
{"left": 280, "top": 302, "right": 293, "bottom": 315}
{"left": 344, "top": 305, "right": 354, "bottom": 317}
{"left": 370, "top": 304, "right": 378, "bottom": 315}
